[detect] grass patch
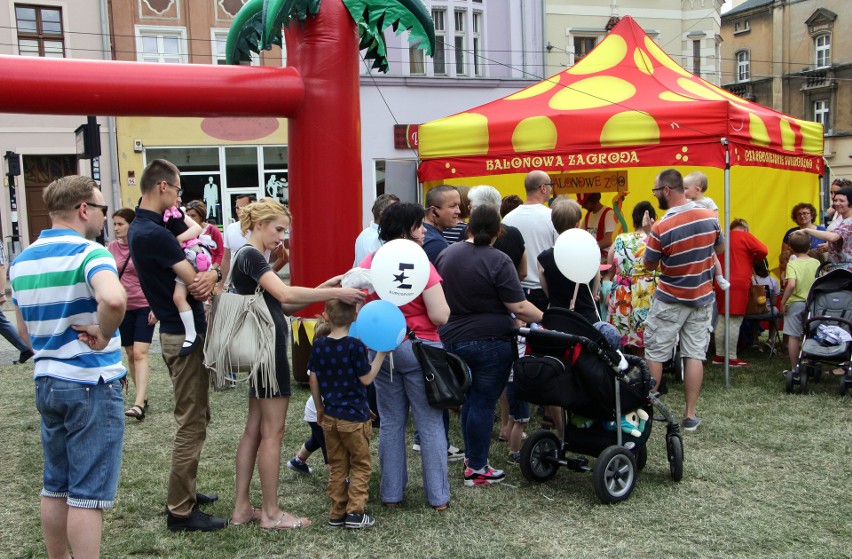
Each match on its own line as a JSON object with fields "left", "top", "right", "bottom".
{"left": 0, "top": 347, "right": 849, "bottom": 558}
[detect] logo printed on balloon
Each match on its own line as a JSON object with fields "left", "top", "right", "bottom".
{"left": 393, "top": 262, "right": 414, "bottom": 290}
{"left": 372, "top": 239, "right": 430, "bottom": 306}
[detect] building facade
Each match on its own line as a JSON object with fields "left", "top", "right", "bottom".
{"left": 721, "top": 0, "right": 850, "bottom": 182}
{"left": 0, "top": 0, "right": 116, "bottom": 253}
{"left": 545, "top": 0, "right": 724, "bottom": 85}
{"left": 358, "top": 0, "right": 543, "bottom": 224}
{"left": 108, "top": 0, "right": 288, "bottom": 226}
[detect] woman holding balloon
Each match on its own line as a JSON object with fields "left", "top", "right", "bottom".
{"left": 358, "top": 202, "right": 452, "bottom": 510}
{"left": 436, "top": 205, "right": 543, "bottom": 487}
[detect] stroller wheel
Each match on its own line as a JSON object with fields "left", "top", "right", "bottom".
{"left": 666, "top": 434, "right": 684, "bottom": 482}
{"left": 520, "top": 430, "right": 561, "bottom": 483}
{"left": 785, "top": 370, "right": 795, "bottom": 394}
{"left": 839, "top": 378, "right": 849, "bottom": 397}
{"left": 799, "top": 369, "right": 809, "bottom": 394}
{"left": 593, "top": 446, "right": 636, "bottom": 503}
{"left": 631, "top": 444, "right": 647, "bottom": 471}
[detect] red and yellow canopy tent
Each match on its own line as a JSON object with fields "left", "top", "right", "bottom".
{"left": 417, "top": 16, "right": 825, "bottom": 273}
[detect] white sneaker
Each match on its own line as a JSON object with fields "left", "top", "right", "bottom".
{"left": 447, "top": 447, "right": 465, "bottom": 462}
{"left": 411, "top": 444, "right": 421, "bottom": 452}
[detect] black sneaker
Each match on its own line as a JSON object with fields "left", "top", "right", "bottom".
{"left": 196, "top": 492, "right": 219, "bottom": 505}
{"left": 344, "top": 512, "right": 375, "bottom": 529}
{"left": 167, "top": 506, "right": 228, "bottom": 532}
{"left": 16, "top": 349, "right": 34, "bottom": 364}
{"left": 328, "top": 516, "right": 346, "bottom": 528}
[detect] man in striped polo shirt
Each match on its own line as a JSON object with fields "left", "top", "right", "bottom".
{"left": 11, "top": 175, "right": 127, "bottom": 559}
{"left": 643, "top": 168, "right": 723, "bottom": 432}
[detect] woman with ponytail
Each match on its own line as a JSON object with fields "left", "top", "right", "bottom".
{"left": 435, "top": 205, "right": 542, "bottom": 486}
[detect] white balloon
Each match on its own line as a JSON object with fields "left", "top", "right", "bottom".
{"left": 553, "top": 228, "right": 600, "bottom": 284}
{"left": 371, "top": 238, "right": 430, "bottom": 306}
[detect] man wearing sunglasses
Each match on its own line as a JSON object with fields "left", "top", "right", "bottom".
{"left": 10, "top": 175, "right": 127, "bottom": 559}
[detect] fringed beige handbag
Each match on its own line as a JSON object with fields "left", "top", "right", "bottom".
{"left": 204, "top": 245, "right": 277, "bottom": 392}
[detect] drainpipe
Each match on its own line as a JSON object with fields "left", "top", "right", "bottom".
{"left": 99, "top": 0, "right": 120, "bottom": 214}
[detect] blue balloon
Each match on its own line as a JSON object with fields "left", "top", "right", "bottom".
{"left": 347, "top": 321, "right": 359, "bottom": 340}
{"left": 355, "top": 300, "right": 407, "bottom": 352}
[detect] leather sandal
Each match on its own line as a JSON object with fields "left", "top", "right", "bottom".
{"left": 125, "top": 404, "right": 145, "bottom": 421}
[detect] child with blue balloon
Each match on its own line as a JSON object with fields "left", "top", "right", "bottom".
{"left": 308, "top": 299, "right": 387, "bottom": 529}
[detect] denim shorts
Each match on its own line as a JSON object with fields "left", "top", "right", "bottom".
{"left": 505, "top": 381, "right": 530, "bottom": 423}
{"left": 35, "top": 376, "right": 125, "bottom": 509}
{"left": 119, "top": 307, "right": 155, "bottom": 346}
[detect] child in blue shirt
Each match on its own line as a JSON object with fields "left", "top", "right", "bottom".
{"left": 308, "top": 299, "right": 386, "bottom": 529}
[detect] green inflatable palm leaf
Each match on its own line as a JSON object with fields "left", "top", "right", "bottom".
{"left": 343, "top": 0, "right": 435, "bottom": 73}
{"left": 225, "top": 0, "right": 321, "bottom": 64}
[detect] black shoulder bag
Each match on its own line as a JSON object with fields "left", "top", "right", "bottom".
{"left": 409, "top": 332, "right": 471, "bottom": 409}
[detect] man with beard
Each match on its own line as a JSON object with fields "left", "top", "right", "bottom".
{"left": 642, "top": 168, "right": 723, "bottom": 432}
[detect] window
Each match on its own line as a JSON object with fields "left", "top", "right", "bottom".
{"left": 813, "top": 100, "right": 829, "bottom": 127}
{"left": 15, "top": 4, "right": 64, "bottom": 58}
{"left": 409, "top": 39, "right": 425, "bottom": 75}
{"left": 815, "top": 34, "right": 831, "bottom": 68}
{"left": 454, "top": 10, "right": 466, "bottom": 76}
{"left": 432, "top": 9, "right": 446, "bottom": 75}
{"left": 136, "top": 26, "right": 187, "bottom": 64}
{"left": 734, "top": 19, "right": 750, "bottom": 34}
{"left": 574, "top": 37, "right": 596, "bottom": 63}
{"left": 736, "top": 50, "right": 750, "bottom": 82}
{"left": 472, "top": 12, "right": 483, "bottom": 77}
{"left": 692, "top": 39, "right": 701, "bottom": 76}
{"left": 212, "top": 30, "right": 258, "bottom": 65}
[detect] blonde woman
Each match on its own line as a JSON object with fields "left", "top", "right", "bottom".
{"left": 229, "top": 198, "right": 365, "bottom": 530}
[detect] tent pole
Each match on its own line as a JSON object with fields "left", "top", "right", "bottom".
{"left": 723, "top": 139, "right": 731, "bottom": 388}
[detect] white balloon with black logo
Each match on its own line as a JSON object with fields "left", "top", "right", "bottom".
{"left": 371, "top": 238, "right": 430, "bottom": 306}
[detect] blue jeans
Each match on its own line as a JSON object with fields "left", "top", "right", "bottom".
{"left": 35, "top": 376, "right": 125, "bottom": 509}
{"left": 445, "top": 339, "right": 514, "bottom": 471}
{"left": 372, "top": 340, "right": 449, "bottom": 507}
{"left": 0, "top": 309, "right": 29, "bottom": 353}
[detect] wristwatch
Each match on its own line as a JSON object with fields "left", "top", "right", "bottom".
{"left": 214, "top": 268, "right": 222, "bottom": 282}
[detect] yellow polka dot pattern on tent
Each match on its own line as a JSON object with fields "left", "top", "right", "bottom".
{"left": 506, "top": 76, "right": 560, "bottom": 100}
{"left": 600, "top": 111, "right": 660, "bottom": 146}
{"left": 633, "top": 48, "right": 654, "bottom": 75}
{"left": 567, "top": 35, "right": 628, "bottom": 75}
{"left": 418, "top": 113, "right": 489, "bottom": 158}
{"left": 549, "top": 76, "right": 635, "bottom": 110}
{"left": 677, "top": 78, "right": 727, "bottom": 101}
{"left": 658, "top": 91, "right": 696, "bottom": 102}
{"left": 512, "top": 116, "right": 558, "bottom": 152}
{"left": 644, "top": 37, "right": 691, "bottom": 77}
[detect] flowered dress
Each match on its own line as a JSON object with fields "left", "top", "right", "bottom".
{"left": 607, "top": 231, "right": 658, "bottom": 348}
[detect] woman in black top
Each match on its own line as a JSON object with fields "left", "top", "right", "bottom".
{"left": 537, "top": 196, "right": 600, "bottom": 325}
{"left": 229, "top": 197, "right": 365, "bottom": 530}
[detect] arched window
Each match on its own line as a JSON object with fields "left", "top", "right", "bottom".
{"left": 815, "top": 34, "right": 831, "bottom": 68}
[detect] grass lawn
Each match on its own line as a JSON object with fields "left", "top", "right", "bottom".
{"left": 1, "top": 347, "right": 849, "bottom": 559}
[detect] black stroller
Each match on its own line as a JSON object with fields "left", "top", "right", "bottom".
{"left": 785, "top": 267, "right": 852, "bottom": 396}
{"left": 513, "top": 308, "right": 683, "bottom": 503}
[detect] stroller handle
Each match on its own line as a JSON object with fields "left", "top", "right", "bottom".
{"left": 516, "top": 326, "right": 591, "bottom": 347}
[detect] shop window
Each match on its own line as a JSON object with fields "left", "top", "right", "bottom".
{"left": 263, "top": 146, "right": 288, "bottom": 203}
{"left": 225, "top": 146, "right": 260, "bottom": 190}
{"left": 15, "top": 4, "right": 64, "bottom": 58}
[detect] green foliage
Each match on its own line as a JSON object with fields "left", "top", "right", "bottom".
{"left": 342, "top": 0, "right": 436, "bottom": 73}
{"left": 224, "top": 0, "right": 321, "bottom": 65}
{"left": 225, "top": 0, "right": 435, "bottom": 74}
